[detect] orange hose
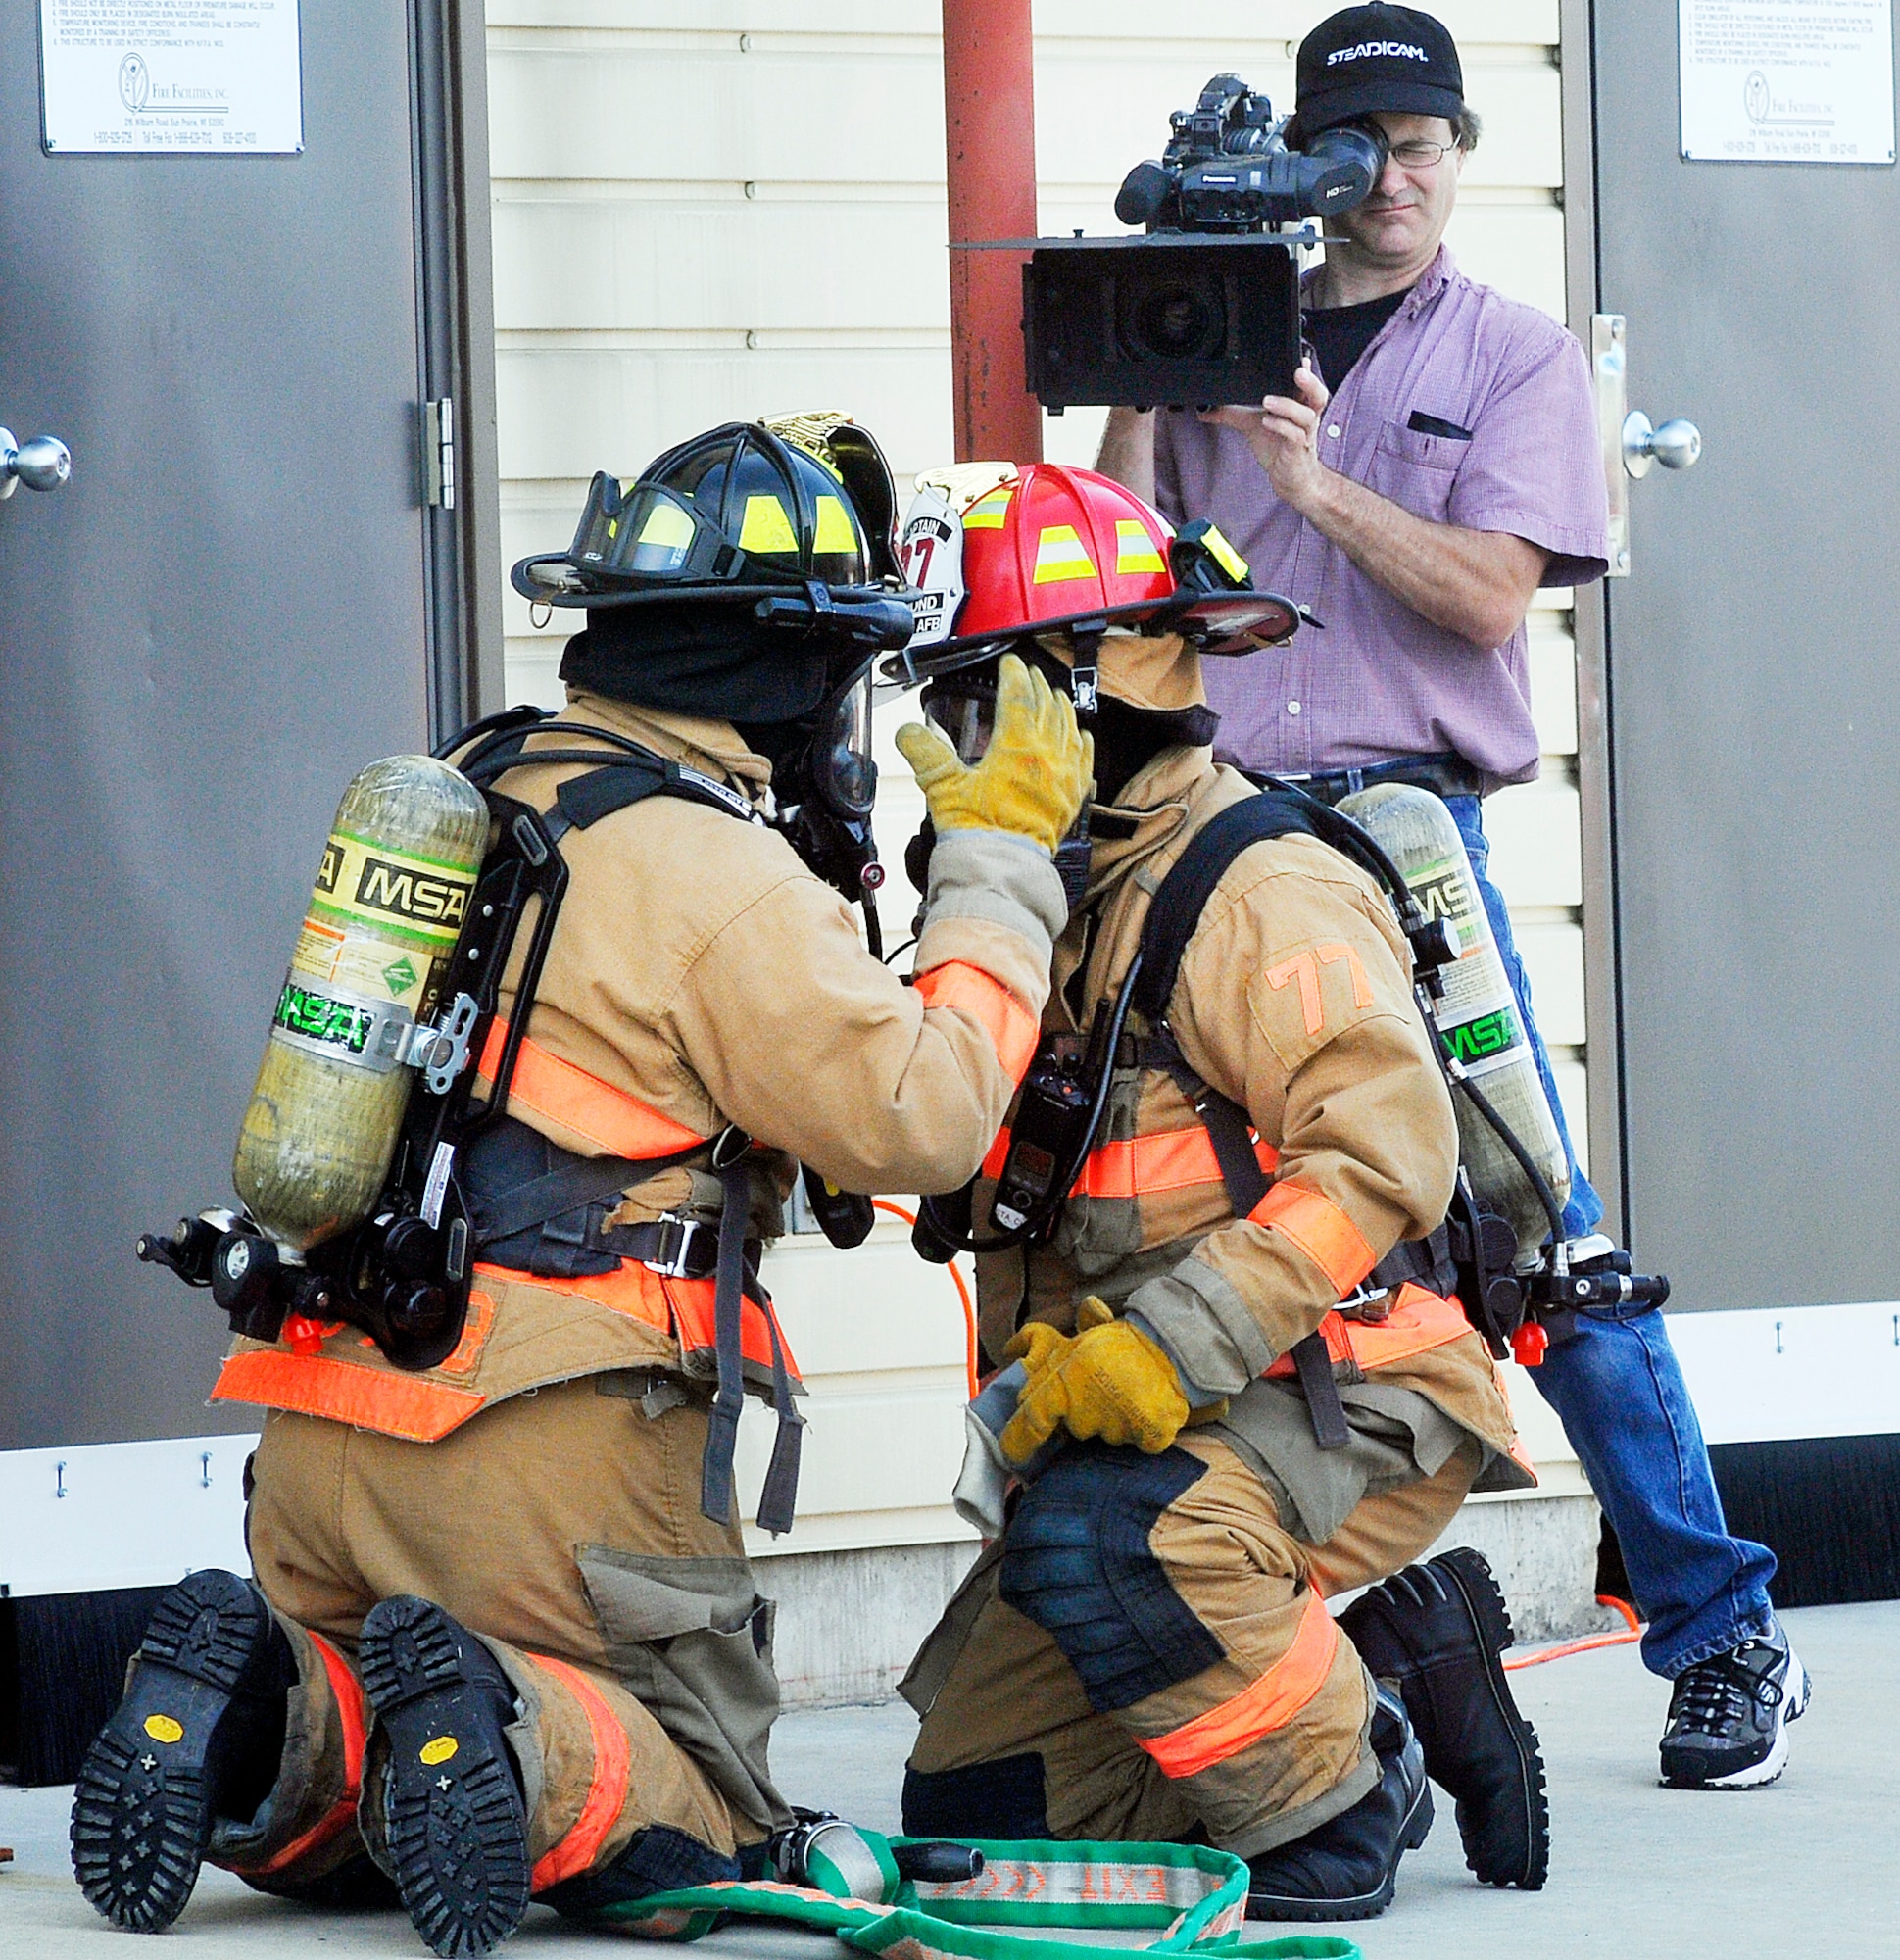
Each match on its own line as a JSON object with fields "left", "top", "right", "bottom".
{"left": 872, "top": 1200, "right": 981, "bottom": 1400}
{"left": 1502, "top": 1593, "right": 1643, "bottom": 1671}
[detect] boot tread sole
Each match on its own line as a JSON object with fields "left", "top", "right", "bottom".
{"left": 70, "top": 1570, "right": 273, "bottom": 1932}
{"left": 359, "top": 1596, "right": 531, "bottom": 1960}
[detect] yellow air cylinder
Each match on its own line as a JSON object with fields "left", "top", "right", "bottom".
{"left": 233, "top": 757, "right": 490, "bottom": 1257}
{"left": 1338, "top": 783, "right": 1570, "bottom": 1264}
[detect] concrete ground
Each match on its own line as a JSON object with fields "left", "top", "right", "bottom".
{"left": 0, "top": 1601, "right": 1891, "bottom": 1958}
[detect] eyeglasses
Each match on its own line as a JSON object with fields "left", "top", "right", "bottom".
{"left": 1387, "top": 137, "right": 1458, "bottom": 169}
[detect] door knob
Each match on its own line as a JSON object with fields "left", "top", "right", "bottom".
{"left": 0, "top": 429, "right": 73, "bottom": 498}
{"left": 1621, "top": 411, "right": 1700, "bottom": 479}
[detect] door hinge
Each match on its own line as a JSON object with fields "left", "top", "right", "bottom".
{"left": 423, "top": 397, "right": 456, "bottom": 511}
{"left": 1590, "top": 316, "right": 1630, "bottom": 578}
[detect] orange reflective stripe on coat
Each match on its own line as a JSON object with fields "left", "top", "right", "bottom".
{"left": 232, "top": 1632, "right": 366, "bottom": 1877}
{"left": 915, "top": 961, "right": 1041, "bottom": 1081}
{"left": 472, "top": 1259, "right": 803, "bottom": 1388}
{"left": 528, "top": 1655, "right": 632, "bottom": 1891}
{"left": 981, "top": 1125, "right": 1013, "bottom": 1181}
{"left": 1265, "top": 1282, "right": 1477, "bottom": 1382}
{"left": 1075, "top": 1127, "right": 1279, "bottom": 1200}
{"left": 1248, "top": 1180, "right": 1377, "bottom": 1296}
{"left": 212, "top": 1349, "right": 484, "bottom": 1442}
{"left": 213, "top": 1262, "right": 800, "bottom": 1438}
{"left": 478, "top": 1019, "right": 707, "bottom": 1160}
{"left": 1138, "top": 1591, "right": 1339, "bottom": 1779}
{"left": 975, "top": 1124, "right": 1279, "bottom": 1199}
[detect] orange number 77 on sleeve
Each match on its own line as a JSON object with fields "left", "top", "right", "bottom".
{"left": 1264, "top": 943, "right": 1374, "bottom": 1037}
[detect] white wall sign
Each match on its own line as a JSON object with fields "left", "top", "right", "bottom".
{"left": 39, "top": 0, "right": 304, "bottom": 155}
{"left": 1680, "top": 0, "right": 1896, "bottom": 162}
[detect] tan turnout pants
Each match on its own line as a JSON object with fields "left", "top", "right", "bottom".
{"left": 907, "top": 1433, "right": 1479, "bottom": 1858}
{"left": 219, "top": 1375, "right": 775, "bottom": 1897}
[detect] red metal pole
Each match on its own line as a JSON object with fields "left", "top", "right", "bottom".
{"left": 942, "top": 0, "right": 1043, "bottom": 466}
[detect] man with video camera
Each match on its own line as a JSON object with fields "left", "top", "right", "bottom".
{"left": 1097, "top": 3, "right": 1804, "bottom": 1794}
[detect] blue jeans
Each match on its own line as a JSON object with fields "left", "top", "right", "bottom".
{"left": 1444, "top": 796, "right": 1778, "bottom": 1678}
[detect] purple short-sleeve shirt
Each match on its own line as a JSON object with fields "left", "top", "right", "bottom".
{"left": 1152, "top": 248, "right": 1610, "bottom": 788}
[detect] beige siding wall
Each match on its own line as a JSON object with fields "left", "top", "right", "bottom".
{"left": 484, "top": 1, "right": 1586, "bottom": 1551}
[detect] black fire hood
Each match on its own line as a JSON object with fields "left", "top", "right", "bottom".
{"left": 558, "top": 600, "right": 841, "bottom": 725}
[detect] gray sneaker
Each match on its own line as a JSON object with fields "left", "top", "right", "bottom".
{"left": 1659, "top": 1623, "right": 1810, "bottom": 1788}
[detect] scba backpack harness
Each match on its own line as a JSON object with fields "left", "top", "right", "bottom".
{"left": 139, "top": 705, "right": 807, "bottom": 1534}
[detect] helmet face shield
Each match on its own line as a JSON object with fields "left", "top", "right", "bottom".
{"left": 570, "top": 481, "right": 733, "bottom": 582}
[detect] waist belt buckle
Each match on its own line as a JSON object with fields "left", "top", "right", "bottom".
{"left": 1339, "top": 1283, "right": 1392, "bottom": 1324}
{"left": 643, "top": 1212, "right": 707, "bottom": 1280}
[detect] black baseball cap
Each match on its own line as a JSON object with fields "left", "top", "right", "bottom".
{"left": 1295, "top": 5, "right": 1463, "bottom": 134}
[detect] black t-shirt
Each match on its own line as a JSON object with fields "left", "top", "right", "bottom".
{"left": 1300, "top": 286, "right": 1409, "bottom": 389}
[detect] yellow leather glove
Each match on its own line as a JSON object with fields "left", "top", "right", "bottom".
{"left": 999, "top": 1298, "right": 1191, "bottom": 1462}
{"left": 1002, "top": 1317, "right": 1074, "bottom": 1379}
{"left": 894, "top": 653, "right": 1093, "bottom": 855}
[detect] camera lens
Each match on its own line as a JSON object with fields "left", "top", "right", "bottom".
{"left": 1125, "top": 280, "right": 1223, "bottom": 362}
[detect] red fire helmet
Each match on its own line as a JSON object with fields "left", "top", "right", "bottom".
{"left": 890, "top": 462, "right": 1300, "bottom": 679}
{"left": 955, "top": 464, "right": 1177, "bottom": 639}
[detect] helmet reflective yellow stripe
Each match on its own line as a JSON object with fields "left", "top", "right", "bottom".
{"left": 1114, "top": 519, "right": 1165, "bottom": 575}
{"left": 963, "top": 493, "right": 1013, "bottom": 531}
{"left": 1199, "top": 522, "right": 1250, "bottom": 585}
{"left": 1032, "top": 524, "right": 1096, "bottom": 584}
{"left": 813, "top": 494, "right": 861, "bottom": 554}
{"left": 738, "top": 494, "right": 799, "bottom": 556}
{"left": 638, "top": 502, "right": 696, "bottom": 549}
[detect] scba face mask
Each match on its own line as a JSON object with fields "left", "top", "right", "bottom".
{"left": 920, "top": 672, "right": 999, "bottom": 767}
{"left": 819, "top": 666, "right": 877, "bottom": 819}
{"left": 755, "top": 661, "right": 889, "bottom": 950}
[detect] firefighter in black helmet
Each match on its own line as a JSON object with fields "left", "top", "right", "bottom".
{"left": 73, "top": 415, "right": 1092, "bottom": 1958}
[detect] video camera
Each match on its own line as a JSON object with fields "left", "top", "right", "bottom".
{"left": 1021, "top": 74, "right": 1387, "bottom": 413}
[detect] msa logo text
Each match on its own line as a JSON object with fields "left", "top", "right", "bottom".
{"left": 1412, "top": 867, "right": 1478, "bottom": 926}
{"left": 354, "top": 857, "right": 469, "bottom": 927}
{"left": 274, "top": 982, "right": 373, "bottom": 1054}
{"left": 1444, "top": 1005, "right": 1519, "bottom": 1062}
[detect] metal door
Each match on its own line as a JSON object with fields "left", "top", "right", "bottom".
{"left": 1583, "top": 7, "right": 1900, "bottom": 1311}
{"left": 0, "top": 3, "right": 497, "bottom": 1447}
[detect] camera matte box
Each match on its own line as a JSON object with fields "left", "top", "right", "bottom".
{"left": 1020, "top": 234, "right": 1302, "bottom": 413}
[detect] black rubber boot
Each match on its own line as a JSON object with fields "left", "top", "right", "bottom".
{"left": 1339, "top": 1545, "right": 1548, "bottom": 1889}
{"left": 358, "top": 1595, "right": 532, "bottom": 1958}
{"left": 1245, "top": 1687, "right": 1433, "bottom": 1921}
{"left": 70, "top": 1568, "right": 295, "bottom": 1932}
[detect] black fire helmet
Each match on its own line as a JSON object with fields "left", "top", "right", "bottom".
{"left": 512, "top": 417, "right": 915, "bottom": 724}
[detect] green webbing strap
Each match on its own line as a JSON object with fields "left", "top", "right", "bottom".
{"left": 582, "top": 1832, "right": 1360, "bottom": 1960}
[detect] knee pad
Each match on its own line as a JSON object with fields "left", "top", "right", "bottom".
{"left": 999, "top": 1443, "right": 1222, "bottom": 1713}
{"left": 902, "top": 1752, "right": 1049, "bottom": 1839}
{"left": 539, "top": 1824, "right": 742, "bottom": 1917}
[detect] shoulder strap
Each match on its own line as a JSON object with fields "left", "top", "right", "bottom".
{"left": 451, "top": 716, "right": 758, "bottom": 833}
{"left": 1130, "top": 791, "right": 1352, "bottom": 1452}
{"left": 1133, "top": 792, "right": 1318, "bottom": 1026}
{"left": 545, "top": 755, "right": 754, "bottom": 838}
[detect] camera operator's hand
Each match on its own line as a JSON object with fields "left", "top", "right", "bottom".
{"left": 1200, "top": 362, "right": 1332, "bottom": 516}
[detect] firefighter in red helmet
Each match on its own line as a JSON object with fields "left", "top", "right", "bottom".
{"left": 890, "top": 463, "right": 1552, "bottom": 1920}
